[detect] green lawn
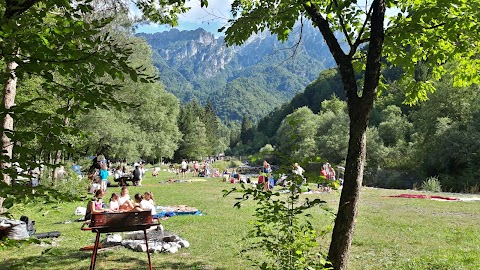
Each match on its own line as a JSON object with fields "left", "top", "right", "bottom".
{"left": 2, "top": 170, "right": 480, "bottom": 270}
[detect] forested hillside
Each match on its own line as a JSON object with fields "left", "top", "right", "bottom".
{"left": 137, "top": 23, "right": 340, "bottom": 121}
{"left": 247, "top": 65, "right": 480, "bottom": 193}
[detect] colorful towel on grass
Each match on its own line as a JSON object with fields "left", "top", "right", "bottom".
{"left": 153, "top": 205, "right": 203, "bottom": 218}
{"left": 161, "top": 179, "right": 208, "bottom": 184}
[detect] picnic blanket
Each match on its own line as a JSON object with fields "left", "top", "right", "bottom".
{"left": 154, "top": 205, "right": 202, "bottom": 218}
{"left": 388, "top": 193, "right": 480, "bottom": 202}
{"left": 160, "top": 179, "right": 208, "bottom": 184}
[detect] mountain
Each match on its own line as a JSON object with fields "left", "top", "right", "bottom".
{"left": 137, "top": 23, "right": 338, "bottom": 121}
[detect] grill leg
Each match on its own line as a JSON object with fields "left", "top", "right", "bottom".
{"left": 144, "top": 229, "right": 152, "bottom": 270}
{"left": 90, "top": 231, "right": 101, "bottom": 270}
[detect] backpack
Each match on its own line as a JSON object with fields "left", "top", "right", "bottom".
{"left": 20, "top": 216, "right": 36, "bottom": 236}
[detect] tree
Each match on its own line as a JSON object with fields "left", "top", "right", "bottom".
{"left": 316, "top": 98, "right": 349, "bottom": 165}
{"left": 411, "top": 81, "right": 480, "bottom": 191}
{"left": 176, "top": 102, "right": 209, "bottom": 160}
{"left": 240, "top": 115, "right": 254, "bottom": 145}
{"left": 222, "top": 1, "right": 480, "bottom": 268}
{"left": 377, "top": 105, "right": 412, "bottom": 147}
{"left": 276, "top": 106, "right": 319, "bottom": 161}
{"left": 0, "top": 0, "right": 206, "bottom": 179}
{"left": 0, "top": 0, "right": 207, "bottom": 210}
{"left": 202, "top": 101, "right": 225, "bottom": 156}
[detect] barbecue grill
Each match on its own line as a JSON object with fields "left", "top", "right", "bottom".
{"left": 81, "top": 211, "right": 155, "bottom": 270}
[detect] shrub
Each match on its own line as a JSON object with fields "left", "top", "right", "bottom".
{"left": 40, "top": 164, "right": 89, "bottom": 198}
{"left": 421, "top": 176, "right": 442, "bottom": 192}
{"left": 364, "top": 168, "right": 421, "bottom": 189}
{"left": 224, "top": 173, "right": 333, "bottom": 269}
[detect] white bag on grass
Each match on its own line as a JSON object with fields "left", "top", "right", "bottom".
{"left": 75, "top": 206, "right": 87, "bottom": 216}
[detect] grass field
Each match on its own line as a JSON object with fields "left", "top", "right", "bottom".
{"left": 2, "top": 169, "right": 480, "bottom": 270}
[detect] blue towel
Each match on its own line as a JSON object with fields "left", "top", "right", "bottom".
{"left": 153, "top": 210, "right": 202, "bottom": 219}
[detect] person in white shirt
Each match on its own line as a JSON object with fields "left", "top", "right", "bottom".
{"left": 181, "top": 160, "right": 188, "bottom": 179}
{"left": 118, "top": 186, "right": 134, "bottom": 211}
{"left": 293, "top": 162, "right": 306, "bottom": 185}
{"left": 293, "top": 163, "right": 305, "bottom": 176}
{"left": 109, "top": 193, "right": 120, "bottom": 211}
{"left": 140, "top": 191, "right": 156, "bottom": 215}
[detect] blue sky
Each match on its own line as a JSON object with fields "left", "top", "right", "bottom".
{"left": 134, "top": 0, "right": 233, "bottom": 36}
{"left": 133, "top": 1, "right": 400, "bottom": 36}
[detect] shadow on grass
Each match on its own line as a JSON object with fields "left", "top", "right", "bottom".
{"left": 2, "top": 250, "right": 91, "bottom": 270}
{"left": 2, "top": 249, "right": 228, "bottom": 270}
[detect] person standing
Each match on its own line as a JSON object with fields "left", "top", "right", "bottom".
{"left": 293, "top": 162, "right": 305, "bottom": 176}
{"left": 137, "top": 164, "right": 145, "bottom": 186}
{"left": 181, "top": 160, "right": 188, "bottom": 179}
{"left": 263, "top": 160, "right": 273, "bottom": 190}
{"left": 323, "top": 161, "right": 336, "bottom": 181}
{"left": 193, "top": 161, "right": 199, "bottom": 177}
{"left": 327, "top": 163, "right": 336, "bottom": 180}
{"left": 293, "top": 162, "right": 306, "bottom": 187}
{"left": 99, "top": 163, "right": 109, "bottom": 192}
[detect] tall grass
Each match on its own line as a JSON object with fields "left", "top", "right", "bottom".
{"left": 421, "top": 176, "right": 442, "bottom": 192}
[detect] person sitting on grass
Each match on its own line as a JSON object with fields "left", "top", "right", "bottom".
{"left": 85, "top": 189, "right": 107, "bottom": 221}
{"left": 130, "top": 193, "right": 144, "bottom": 212}
{"left": 140, "top": 192, "right": 157, "bottom": 216}
{"left": 152, "top": 167, "right": 160, "bottom": 177}
{"left": 109, "top": 193, "right": 120, "bottom": 211}
{"left": 118, "top": 186, "right": 134, "bottom": 211}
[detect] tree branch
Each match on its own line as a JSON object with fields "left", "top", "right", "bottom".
{"left": 349, "top": 3, "right": 374, "bottom": 57}
{"left": 272, "top": 17, "right": 305, "bottom": 69}
{"left": 4, "top": 0, "right": 40, "bottom": 20}
{"left": 362, "top": 0, "right": 386, "bottom": 102}
{"left": 303, "top": 3, "right": 359, "bottom": 104}
{"left": 333, "top": 0, "right": 353, "bottom": 48}
{"left": 302, "top": 4, "right": 346, "bottom": 65}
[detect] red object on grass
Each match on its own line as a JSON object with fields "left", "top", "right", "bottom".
{"left": 388, "top": 194, "right": 459, "bottom": 201}
{"left": 258, "top": 175, "right": 265, "bottom": 184}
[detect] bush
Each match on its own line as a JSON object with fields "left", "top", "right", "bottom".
{"left": 224, "top": 178, "right": 333, "bottom": 270}
{"left": 364, "top": 169, "right": 421, "bottom": 189}
{"left": 421, "top": 176, "right": 442, "bottom": 192}
{"left": 40, "top": 164, "right": 89, "bottom": 198}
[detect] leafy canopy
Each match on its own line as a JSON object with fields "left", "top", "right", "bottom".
{"left": 223, "top": 0, "right": 480, "bottom": 103}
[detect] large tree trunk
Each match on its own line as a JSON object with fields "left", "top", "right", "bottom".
{"left": 1, "top": 0, "right": 42, "bottom": 186}
{"left": 1, "top": 60, "right": 19, "bottom": 185}
{"left": 327, "top": 97, "right": 371, "bottom": 269}
{"left": 305, "top": 0, "right": 385, "bottom": 268}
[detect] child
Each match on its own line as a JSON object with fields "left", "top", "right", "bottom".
{"left": 144, "top": 191, "right": 155, "bottom": 205}
{"left": 141, "top": 192, "right": 156, "bottom": 215}
{"left": 99, "top": 163, "right": 109, "bottom": 192}
{"left": 118, "top": 186, "right": 134, "bottom": 211}
{"left": 130, "top": 193, "right": 144, "bottom": 212}
{"left": 109, "top": 193, "right": 120, "bottom": 211}
{"left": 85, "top": 189, "right": 106, "bottom": 220}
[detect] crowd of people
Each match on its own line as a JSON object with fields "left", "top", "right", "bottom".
{"left": 80, "top": 155, "right": 342, "bottom": 229}
{"left": 87, "top": 156, "right": 148, "bottom": 194}
{"left": 224, "top": 160, "right": 340, "bottom": 193}
{"left": 169, "top": 159, "right": 219, "bottom": 178}
{"left": 84, "top": 186, "right": 157, "bottom": 221}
